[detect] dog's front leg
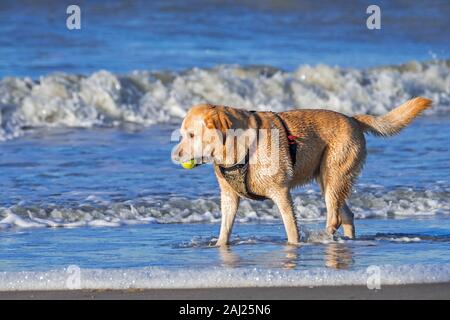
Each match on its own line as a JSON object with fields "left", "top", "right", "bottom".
{"left": 216, "top": 188, "right": 240, "bottom": 246}
{"left": 271, "top": 189, "right": 299, "bottom": 244}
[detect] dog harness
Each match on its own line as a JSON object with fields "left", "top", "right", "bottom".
{"left": 216, "top": 111, "right": 297, "bottom": 201}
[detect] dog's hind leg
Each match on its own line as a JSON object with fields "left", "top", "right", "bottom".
{"left": 323, "top": 185, "right": 345, "bottom": 236}
{"left": 319, "top": 143, "right": 364, "bottom": 239}
{"left": 320, "top": 184, "right": 355, "bottom": 238}
{"left": 271, "top": 188, "right": 299, "bottom": 244}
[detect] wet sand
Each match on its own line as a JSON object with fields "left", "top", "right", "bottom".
{"left": 0, "top": 283, "right": 448, "bottom": 300}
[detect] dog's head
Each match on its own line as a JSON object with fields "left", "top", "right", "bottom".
{"left": 172, "top": 104, "right": 255, "bottom": 167}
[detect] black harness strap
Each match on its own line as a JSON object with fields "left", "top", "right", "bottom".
{"left": 217, "top": 153, "right": 267, "bottom": 201}
{"left": 217, "top": 111, "right": 267, "bottom": 201}
{"left": 271, "top": 112, "right": 297, "bottom": 166}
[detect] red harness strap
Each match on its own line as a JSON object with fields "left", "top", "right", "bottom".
{"left": 288, "top": 135, "right": 299, "bottom": 145}
{"left": 272, "top": 113, "right": 298, "bottom": 166}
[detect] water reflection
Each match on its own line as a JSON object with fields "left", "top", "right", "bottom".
{"left": 218, "top": 246, "right": 240, "bottom": 267}
{"left": 281, "top": 244, "right": 298, "bottom": 269}
{"left": 217, "top": 241, "right": 354, "bottom": 270}
{"left": 324, "top": 243, "right": 354, "bottom": 269}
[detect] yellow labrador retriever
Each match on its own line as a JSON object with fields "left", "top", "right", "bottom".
{"left": 172, "top": 97, "right": 431, "bottom": 246}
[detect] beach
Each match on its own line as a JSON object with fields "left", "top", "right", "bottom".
{"left": 2, "top": 284, "right": 449, "bottom": 300}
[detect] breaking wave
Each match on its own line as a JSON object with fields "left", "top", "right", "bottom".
{"left": 0, "top": 188, "right": 448, "bottom": 230}
{"left": 1, "top": 59, "right": 449, "bottom": 141}
{"left": 1, "top": 264, "right": 449, "bottom": 290}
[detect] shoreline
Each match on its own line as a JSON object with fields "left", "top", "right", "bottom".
{"left": 1, "top": 283, "right": 449, "bottom": 300}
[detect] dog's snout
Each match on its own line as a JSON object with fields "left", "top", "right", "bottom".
{"left": 172, "top": 145, "right": 184, "bottom": 162}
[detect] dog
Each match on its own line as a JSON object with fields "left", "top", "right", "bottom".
{"left": 172, "top": 97, "right": 432, "bottom": 246}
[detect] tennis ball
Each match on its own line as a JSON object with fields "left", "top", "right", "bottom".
{"left": 181, "top": 159, "right": 196, "bottom": 169}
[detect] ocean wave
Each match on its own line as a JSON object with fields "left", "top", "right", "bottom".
{"left": 1, "top": 60, "right": 449, "bottom": 141}
{"left": 176, "top": 232, "right": 450, "bottom": 248}
{"left": 0, "top": 264, "right": 449, "bottom": 291}
{"left": 0, "top": 188, "right": 448, "bottom": 230}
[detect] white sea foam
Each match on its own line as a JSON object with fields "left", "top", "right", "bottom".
{"left": 0, "top": 188, "right": 448, "bottom": 230}
{"left": 1, "top": 60, "right": 449, "bottom": 141}
{"left": 0, "top": 264, "right": 448, "bottom": 291}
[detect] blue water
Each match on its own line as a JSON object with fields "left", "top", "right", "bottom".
{"left": 0, "top": 0, "right": 449, "bottom": 78}
{"left": 0, "top": 0, "right": 449, "bottom": 287}
{"left": 0, "top": 117, "right": 448, "bottom": 206}
{"left": 0, "top": 217, "right": 449, "bottom": 272}
{"left": 0, "top": 117, "right": 448, "bottom": 275}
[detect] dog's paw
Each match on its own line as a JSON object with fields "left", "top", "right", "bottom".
{"left": 326, "top": 226, "right": 337, "bottom": 236}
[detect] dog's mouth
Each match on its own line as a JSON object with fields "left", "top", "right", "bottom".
{"left": 196, "top": 154, "right": 216, "bottom": 164}
{"left": 180, "top": 157, "right": 210, "bottom": 169}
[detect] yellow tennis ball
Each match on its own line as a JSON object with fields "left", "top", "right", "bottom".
{"left": 181, "top": 159, "right": 196, "bottom": 169}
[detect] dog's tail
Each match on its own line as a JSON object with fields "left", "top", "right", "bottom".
{"left": 352, "top": 97, "right": 432, "bottom": 137}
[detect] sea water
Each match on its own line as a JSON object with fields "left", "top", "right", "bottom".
{"left": 0, "top": 119, "right": 448, "bottom": 290}
{"left": 0, "top": 0, "right": 449, "bottom": 290}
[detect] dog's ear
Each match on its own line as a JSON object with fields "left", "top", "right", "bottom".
{"left": 204, "top": 107, "right": 232, "bottom": 134}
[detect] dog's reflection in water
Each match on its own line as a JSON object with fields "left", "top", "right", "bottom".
{"left": 217, "top": 243, "right": 300, "bottom": 269}
{"left": 281, "top": 244, "right": 298, "bottom": 269}
{"left": 283, "top": 243, "right": 354, "bottom": 270}
{"left": 217, "top": 242, "right": 353, "bottom": 270}
{"left": 324, "top": 243, "right": 354, "bottom": 269}
{"left": 218, "top": 246, "right": 240, "bottom": 267}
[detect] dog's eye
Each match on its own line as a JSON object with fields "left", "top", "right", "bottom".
{"left": 189, "top": 132, "right": 195, "bottom": 138}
